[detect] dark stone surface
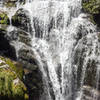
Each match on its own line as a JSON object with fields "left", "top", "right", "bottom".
{"left": 12, "top": 8, "right": 32, "bottom": 34}
{"left": 0, "top": 29, "right": 17, "bottom": 60}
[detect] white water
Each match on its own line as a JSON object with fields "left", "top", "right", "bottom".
{"left": 0, "top": 0, "right": 100, "bottom": 100}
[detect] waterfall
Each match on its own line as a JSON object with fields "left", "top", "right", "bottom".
{"left": 0, "top": 0, "right": 100, "bottom": 100}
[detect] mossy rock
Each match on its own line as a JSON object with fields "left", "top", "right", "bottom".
{"left": 0, "top": 11, "right": 9, "bottom": 25}
{"left": 12, "top": 8, "right": 32, "bottom": 33}
{"left": 82, "top": 0, "right": 100, "bottom": 26}
{"left": 0, "top": 56, "right": 29, "bottom": 100}
{"left": 82, "top": 0, "right": 100, "bottom": 14}
{"left": 9, "top": 29, "right": 31, "bottom": 46}
{"left": 0, "top": 56, "right": 23, "bottom": 80}
{"left": 4, "top": 0, "right": 25, "bottom": 7}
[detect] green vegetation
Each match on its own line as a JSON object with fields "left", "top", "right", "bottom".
{"left": 0, "top": 12, "right": 9, "bottom": 24}
{"left": 82, "top": 0, "right": 100, "bottom": 26}
{"left": 82, "top": 0, "right": 100, "bottom": 14}
{"left": 4, "top": 0, "right": 25, "bottom": 7}
{"left": 0, "top": 56, "right": 29, "bottom": 100}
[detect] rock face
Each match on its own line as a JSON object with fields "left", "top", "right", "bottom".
{"left": 18, "top": 45, "right": 43, "bottom": 100}
{"left": 18, "top": 45, "right": 37, "bottom": 70}
{"left": 81, "top": 86, "right": 100, "bottom": 100}
{"left": 0, "top": 27, "right": 43, "bottom": 99}
{"left": 12, "top": 9, "right": 32, "bottom": 34}
{"left": 0, "top": 28, "right": 17, "bottom": 60}
{"left": 0, "top": 3, "right": 43, "bottom": 100}
{"left": 81, "top": 1, "right": 100, "bottom": 93}
{"left": 1, "top": 0, "right": 100, "bottom": 100}
{"left": 0, "top": 56, "right": 29, "bottom": 100}
{"left": 8, "top": 29, "right": 31, "bottom": 46}
{"left": 24, "top": 68, "right": 43, "bottom": 100}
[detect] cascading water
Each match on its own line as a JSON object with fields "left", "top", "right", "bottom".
{"left": 0, "top": 0, "right": 100, "bottom": 100}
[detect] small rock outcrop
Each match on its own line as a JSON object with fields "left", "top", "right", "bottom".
{"left": 12, "top": 8, "right": 32, "bottom": 34}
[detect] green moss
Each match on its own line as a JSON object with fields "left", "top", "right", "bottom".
{"left": 24, "top": 93, "right": 29, "bottom": 100}
{"left": 0, "top": 12, "right": 9, "bottom": 25}
{"left": 5, "top": 59, "right": 24, "bottom": 80}
{"left": 0, "top": 68, "right": 17, "bottom": 97}
{"left": 82, "top": 0, "right": 100, "bottom": 26}
{"left": 12, "top": 80, "right": 26, "bottom": 100}
{"left": 0, "top": 56, "right": 29, "bottom": 100}
{"left": 0, "top": 57, "right": 24, "bottom": 80}
{"left": 82, "top": 0, "right": 100, "bottom": 14}
{"left": 5, "top": 2, "right": 16, "bottom": 7}
{"left": 4, "top": 0, "right": 25, "bottom": 7}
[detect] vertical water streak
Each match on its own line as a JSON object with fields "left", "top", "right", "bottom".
{"left": 1, "top": 0, "right": 100, "bottom": 100}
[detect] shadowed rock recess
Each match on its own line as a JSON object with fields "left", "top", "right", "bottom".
{"left": 0, "top": 0, "right": 100, "bottom": 100}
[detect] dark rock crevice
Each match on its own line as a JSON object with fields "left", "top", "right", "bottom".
{"left": 0, "top": 29, "right": 17, "bottom": 60}
{"left": 93, "top": 13, "right": 100, "bottom": 28}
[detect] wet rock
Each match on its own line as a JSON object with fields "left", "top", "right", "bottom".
{"left": 0, "top": 28, "right": 17, "bottom": 60}
{"left": 81, "top": 85, "right": 100, "bottom": 100}
{"left": 0, "top": 27, "right": 43, "bottom": 100}
{"left": 73, "top": 28, "right": 100, "bottom": 91}
{"left": 24, "top": 69, "right": 43, "bottom": 100}
{"left": 18, "top": 45, "right": 38, "bottom": 70}
{"left": 12, "top": 8, "right": 32, "bottom": 34}
{"left": 84, "top": 60, "right": 98, "bottom": 88}
{"left": 18, "top": 45, "right": 43, "bottom": 100}
{"left": 97, "top": 32, "right": 100, "bottom": 42}
{"left": 9, "top": 29, "right": 32, "bottom": 46}
{"left": 33, "top": 17, "right": 44, "bottom": 38}
{"left": 0, "top": 56, "right": 29, "bottom": 100}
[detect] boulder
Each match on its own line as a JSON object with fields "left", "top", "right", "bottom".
{"left": 18, "top": 45, "right": 43, "bottom": 100}
{"left": 12, "top": 9, "right": 32, "bottom": 34}
{"left": 24, "top": 69, "right": 43, "bottom": 100}
{"left": 8, "top": 29, "right": 31, "bottom": 46}
{"left": 18, "top": 45, "right": 38, "bottom": 70}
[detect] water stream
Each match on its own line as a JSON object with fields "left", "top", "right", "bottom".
{"left": 0, "top": 0, "right": 100, "bottom": 100}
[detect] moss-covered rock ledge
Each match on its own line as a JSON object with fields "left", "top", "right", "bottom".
{"left": 0, "top": 56, "right": 29, "bottom": 100}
